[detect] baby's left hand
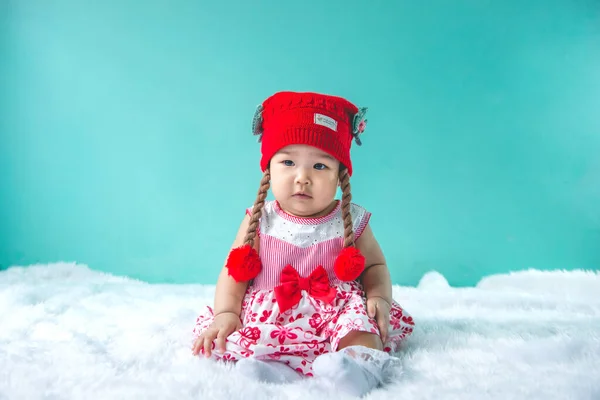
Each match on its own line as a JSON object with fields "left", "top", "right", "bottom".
{"left": 366, "top": 296, "right": 391, "bottom": 344}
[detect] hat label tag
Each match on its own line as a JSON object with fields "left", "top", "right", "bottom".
{"left": 314, "top": 113, "right": 338, "bottom": 132}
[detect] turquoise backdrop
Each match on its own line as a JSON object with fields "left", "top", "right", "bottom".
{"left": 1, "top": 0, "right": 599, "bottom": 286}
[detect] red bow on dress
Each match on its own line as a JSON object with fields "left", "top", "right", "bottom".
{"left": 274, "top": 265, "right": 337, "bottom": 313}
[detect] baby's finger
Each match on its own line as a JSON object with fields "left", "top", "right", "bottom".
{"left": 192, "top": 336, "right": 203, "bottom": 355}
{"left": 203, "top": 333, "right": 215, "bottom": 358}
{"left": 367, "top": 300, "right": 377, "bottom": 319}
{"left": 216, "top": 329, "right": 228, "bottom": 353}
{"left": 377, "top": 311, "right": 389, "bottom": 344}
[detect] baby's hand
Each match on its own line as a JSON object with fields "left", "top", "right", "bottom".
{"left": 366, "top": 296, "right": 391, "bottom": 344}
{"left": 192, "top": 311, "right": 242, "bottom": 358}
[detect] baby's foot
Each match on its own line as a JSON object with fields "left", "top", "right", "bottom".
{"left": 235, "top": 358, "right": 303, "bottom": 384}
{"left": 312, "top": 346, "right": 400, "bottom": 397}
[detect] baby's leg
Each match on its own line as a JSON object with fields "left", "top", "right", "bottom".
{"left": 313, "top": 331, "right": 399, "bottom": 397}
{"left": 235, "top": 358, "right": 304, "bottom": 384}
{"left": 338, "top": 330, "right": 383, "bottom": 351}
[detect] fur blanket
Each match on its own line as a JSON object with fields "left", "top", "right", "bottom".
{"left": 1, "top": 263, "right": 598, "bottom": 399}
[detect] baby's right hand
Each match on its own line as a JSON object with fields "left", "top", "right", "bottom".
{"left": 192, "top": 311, "right": 242, "bottom": 358}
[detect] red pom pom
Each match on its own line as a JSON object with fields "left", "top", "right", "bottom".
{"left": 334, "top": 246, "right": 365, "bottom": 281}
{"left": 226, "top": 244, "right": 262, "bottom": 282}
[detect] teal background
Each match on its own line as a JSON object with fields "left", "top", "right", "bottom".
{"left": 1, "top": 0, "right": 599, "bottom": 286}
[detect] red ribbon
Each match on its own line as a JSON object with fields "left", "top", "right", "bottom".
{"left": 274, "top": 265, "right": 336, "bottom": 313}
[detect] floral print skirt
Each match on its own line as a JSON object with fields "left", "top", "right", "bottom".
{"left": 192, "top": 280, "right": 414, "bottom": 376}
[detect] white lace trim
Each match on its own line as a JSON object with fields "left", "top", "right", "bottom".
{"left": 255, "top": 201, "right": 369, "bottom": 248}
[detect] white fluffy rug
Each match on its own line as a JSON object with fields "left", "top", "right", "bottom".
{"left": 0, "top": 263, "right": 598, "bottom": 400}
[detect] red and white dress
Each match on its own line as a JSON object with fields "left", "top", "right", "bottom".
{"left": 192, "top": 200, "right": 414, "bottom": 376}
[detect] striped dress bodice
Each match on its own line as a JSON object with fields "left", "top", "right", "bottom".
{"left": 247, "top": 200, "right": 371, "bottom": 290}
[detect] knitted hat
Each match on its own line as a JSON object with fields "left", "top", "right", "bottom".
{"left": 252, "top": 91, "right": 368, "bottom": 176}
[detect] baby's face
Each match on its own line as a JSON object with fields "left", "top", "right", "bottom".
{"left": 269, "top": 144, "right": 340, "bottom": 218}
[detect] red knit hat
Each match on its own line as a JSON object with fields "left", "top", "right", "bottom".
{"left": 252, "top": 91, "right": 368, "bottom": 176}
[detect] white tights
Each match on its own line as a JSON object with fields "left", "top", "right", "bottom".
{"left": 234, "top": 346, "right": 400, "bottom": 397}
{"left": 234, "top": 358, "right": 304, "bottom": 384}
{"left": 312, "top": 345, "right": 400, "bottom": 397}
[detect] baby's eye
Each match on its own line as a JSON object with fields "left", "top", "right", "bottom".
{"left": 283, "top": 160, "right": 294, "bottom": 166}
{"left": 314, "top": 163, "right": 327, "bottom": 170}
